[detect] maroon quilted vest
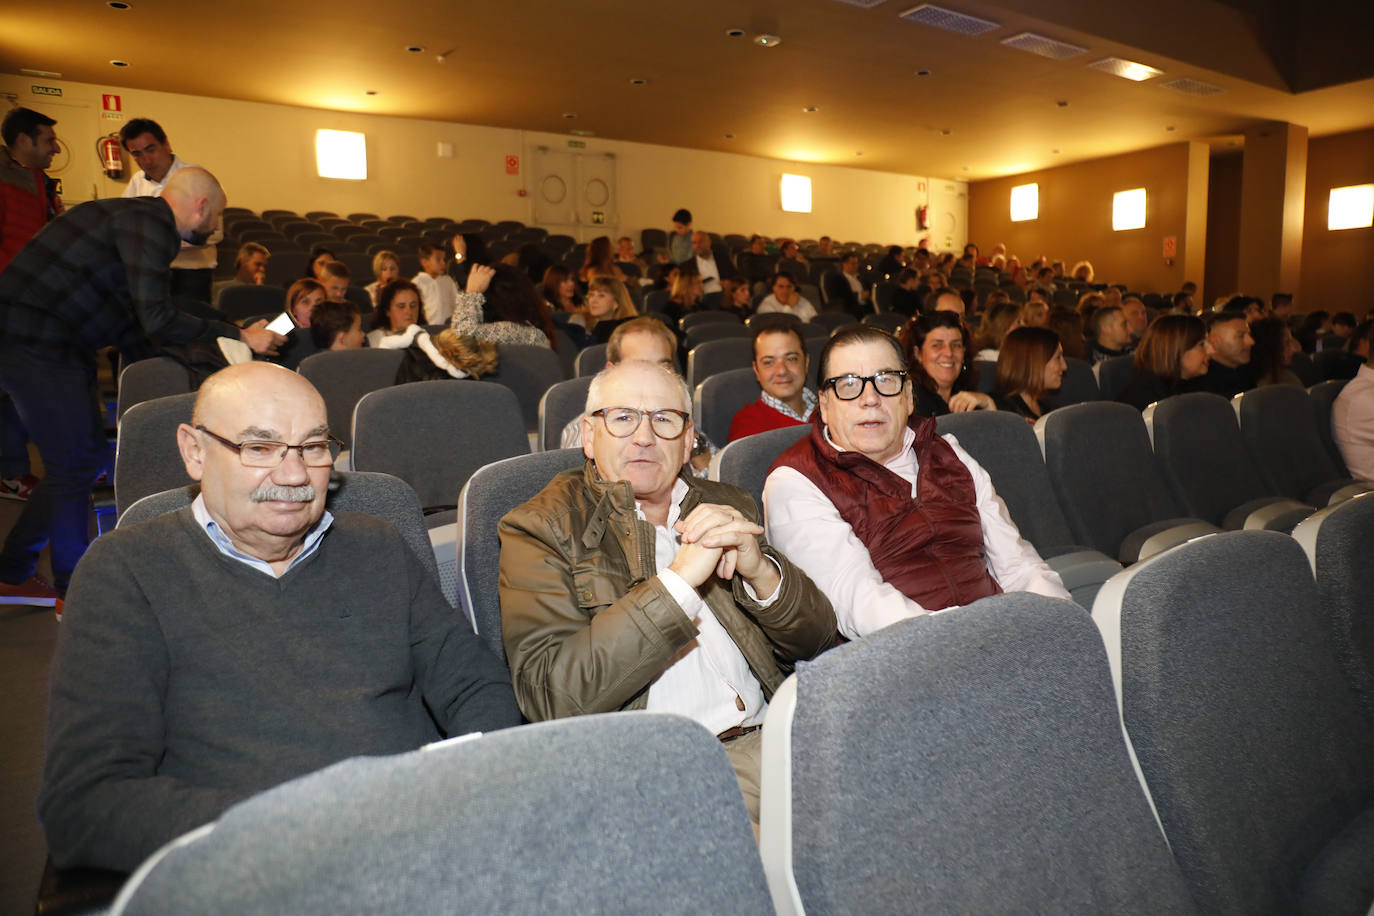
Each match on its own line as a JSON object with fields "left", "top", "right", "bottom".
{"left": 774, "top": 415, "right": 1001, "bottom": 610}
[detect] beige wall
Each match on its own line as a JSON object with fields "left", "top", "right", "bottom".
{"left": 966, "top": 142, "right": 1207, "bottom": 294}
{"left": 2, "top": 73, "right": 947, "bottom": 247}
{"left": 1300, "top": 127, "right": 1374, "bottom": 313}
{"left": 1204, "top": 153, "right": 1243, "bottom": 308}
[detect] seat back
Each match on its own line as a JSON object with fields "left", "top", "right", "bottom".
{"left": 683, "top": 322, "right": 750, "bottom": 352}
{"left": 351, "top": 380, "right": 528, "bottom": 512}
{"left": 114, "top": 392, "right": 196, "bottom": 519}
{"left": 110, "top": 714, "right": 768, "bottom": 916}
{"left": 217, "top": 284, "right": 287, "bottom": 322}
{"left": 486, "top": 344, "right": 565, "bottom": 433}
{"left": 860, "top": 312, "right": 904, "bottom": 334}
{"left": 1308, "top": 379, "right": 1350, "bottom": 475}
{"left": 687, "top": 337, "right": 753, "bottom": 390}
{"left": 298, "top": 349, "right": 406, "bottom": 449}
{"left": 1096, "top": 353, "right": 1136, "bottom": 401}
{"left": 1234, "top": 385, "right": 1345, "bottom": 501}
{"left": 760, "top": 594, "right": 1195, "bottom": 916}
{"left": 1042, "top": 357, "right": 1100, "bottom": 410}
{"left": 538, "top": 376, "right": 593, "bottom": 452}
{"left": 1091, "top": 531, "right": 1374, "bottom": 915}
{"left": 711, "top": 424, "right": 811, "bottom": 511}
{"left": 1036, "top": 402, "right": 1184, "bottom": 558}
{"left": 1145, "top": 391, "right": 1274, "bottom": 526}
{"left": 117, "top": 357, "right": 194, "bottom": 420}
{"left": 973, "top": 358, "right": 998, "bottom": 394}
{"left": 693, "top": 368, "right": 761, "bottom": 447}
{"left": 574, "top": 344, "right": 609, "bottom": 377}
{"left": 457, "top": 449, "right": 585, "bottom": 661}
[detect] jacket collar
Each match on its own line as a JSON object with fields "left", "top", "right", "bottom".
{"left": 578, "top": 459, "right": 697, "bottom": 549}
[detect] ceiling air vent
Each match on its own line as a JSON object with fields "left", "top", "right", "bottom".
{"left": 1087, "top": 57, "right": 1163, "bottom": 81}
{"left": 1160, "top": 77, "right": 1223, "bottom": 96}
{"left": 897, "top": 4, "right": 1000, "bottom": 36}
{"left": 1000, "top": 31, "right": 1086, "bottom": 60}
{"left": 832, "top": 0, "right": 887, "bottom": 7}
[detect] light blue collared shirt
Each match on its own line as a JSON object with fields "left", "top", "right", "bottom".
{"left": 191, "top": 493, "right": 333, "bottom": 577}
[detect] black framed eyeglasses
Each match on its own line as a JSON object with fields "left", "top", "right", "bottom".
{"left": 195, "top": 426, "right": 340, "bottom": 468}
{"left": 822, "top": 371, "right": 909, "bottom": 400}
{"left": 590, "top": 407, "right": 690, "bottom": 440}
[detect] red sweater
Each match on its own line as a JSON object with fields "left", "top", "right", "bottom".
{"left": 0, "top": 150, "right": 63, "bottom": 275}
{"left": 728, "top": 398, "right": 808, "bottom": 442}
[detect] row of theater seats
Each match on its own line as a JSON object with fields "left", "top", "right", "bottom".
{"left": 105, "top": 477, "right": 1374, "bottom": 914}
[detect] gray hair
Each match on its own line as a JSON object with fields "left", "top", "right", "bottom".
{"left": 585, "top": 360, "right": 691, "bottom": 416}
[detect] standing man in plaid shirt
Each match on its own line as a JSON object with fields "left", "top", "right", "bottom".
{"left": 0, "top": 167, "right": 284, "bottom": 610}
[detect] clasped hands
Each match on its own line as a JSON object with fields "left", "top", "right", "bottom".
{"left": 667, "top": 503, "right": 779, "bottom": 596}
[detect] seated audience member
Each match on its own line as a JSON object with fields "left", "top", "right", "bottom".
{"left": 973, "top": 301, "right": 1020, "bottom": 361}
{"left": 755, "top": 272, "right": 817, "bottom": 323}
{"left": 412, "top": 243, "right": 457, "bottom": 325}
{"left": 364, "top": 250, "right": 400, "bottom": 306}
{"left": 1115, "top": 314, "right": 1210, "bottom": 411}
{"left": 578, "top": 235, "right": 628, "bottom": 285}
{"left": 901, "top": 311, "right": 995, "bottom": 416}
{"left": 540, "top": 264, "right": 581, "bottom": 315}
{"left": 728, "top": 315, "right": 817, "bottom": 442}
{"left": 993, "top": 326, "right": 1067, "bottom": 421}
{"left": 1333, "top": 321, "right": 1374, "bottom": 481}
{"left": 308, "top": 299, "right": 364, "bottom": 351}
{"left": 367, "top": 279, "right": 425, "bottom": 347}
{"left": 1071, "top": 260, "right": 1094, "bottom": 283}
{"left": 663, "top": 261, "right": 705, "bottom": 323}
{"left": 453, "top": 263, "right": 554, "bottom": 348}
{"left": 1122, "top": 294, "right": 1149, "bottom": 341}
{"left": 1171, "top": 291, "right": 1197, "bottom": 315}
{"left": 1295, "top": 310, "right": 1331, "bottom": 353}
{"left": 1248, "top": 316, "right": 1303, "bottom": 387}
{"left": 211, "top": 242, "right": 269, "bottom": 305}
{"left": 927, "top": 288, "right": 965, "bottom": 317}
{"left": 39, "top": 363, "right": 519, "bottom": 871}
{"left": 1271, "top": 292, "right": 1296, "bottom": 324}
{"left": 500, "top": 359, "right": 836, "bottom": 824}
{"left": 615, "top": 235, "right": 646, "bottom": 272}
{"left": 1322, "top": 311, "right": 1357, "bottom": 351}
{"left": 739, "top": 234, "right": 773, "bottom": 285}
{"left": 763, "top": 326, "right": 1068, "bottom": 639}
{"left": 775, "top": 238, "right": 809, "bottom": 283}
{"left": 318, "top": 260, "right": 351, "bottom": 304}
{"left": 876, "top": 245, "right": 904, "bottom": 279}
{"left": 1198, "top": 311, "right": 1255, "bottom": 398}
{"left": 305, "top": 245, "right": 335, "bottom": 280}
{"left": 560, "top": 316, "right": 675, "bottom": 448}
{"left": 891, "top": 268, "right": 923, "bottom": 317}
{"left": 668, "top": 207, "right": 694, "bottom": 264}
{"left": 1087, "top": 304, "right": 1134, "bottom": 364}
{"left": 720, "top": 276, "right": 753, "bottom": 318}
{"left": 821, "top": 252, "right": 869, "bottom": 319}
{"left": 272, "top": 277, "right": 326, "bottom": 371}
{"left": 1047, "top": 306, "right": 1086, "bottom": 360}
{"left": 1076, "top": 291, "right": 1105, "bottom": 327}
{"left": 568, "top": 276, "right": 637, "bottom": 346}
{"left": 1020, "top": 291, "right": 1050, "bottom": 328}
{"left": 692, "top": 230, "right": 730, "bottom": 294}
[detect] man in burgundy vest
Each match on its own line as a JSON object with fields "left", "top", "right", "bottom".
{"left": 763, "top": 326, "right": 1068, "bottom": 639}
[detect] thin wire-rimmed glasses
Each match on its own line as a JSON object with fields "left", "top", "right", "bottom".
{"left": 822, "top": 371, "right": 909, "bottom": 400}
{"left": 590, "top": 408, "right": 690, "bottom": 440}
{"left": 195, "top": 426, "right": 340, "bottom": 468}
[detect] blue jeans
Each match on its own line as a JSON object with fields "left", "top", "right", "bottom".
{"left": 0, "top": 392, "right": 31, "bottom": 478}
{"left": 0, "top": 342, "right": 110, "bottom": 592}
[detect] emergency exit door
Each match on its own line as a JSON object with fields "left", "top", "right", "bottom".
{"left": 531, "top": 147, "right": 619, "bottom": 240}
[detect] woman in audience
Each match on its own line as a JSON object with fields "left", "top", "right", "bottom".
{"left": 305, "top": 246, "right": 336, "bottom": 280}
{"left": 453, "top": 263, "right": 555, "bottom": 349}
{"left": 578, "top": 235, "right": 627, "bottom": 284}
{"left": 367, "top": 279, "right": 425, "bottom": 347}
{"left": 662, "top": 262, "right": 705, "bottom": 324}
{"left": 568, "top": 276, "right": 637, "bottom": 345}
{"left": 974, "top": 302, "right": 1020, "bottom": 360}
{"left": 286, "top": 277, "right": 325, "bottom": 328}
{"left": 540, "top": 264, "right": 580, "bottom": 316}
{"left": 901, "top": 311, "right": 995, "bottom": 416}
{"left": 1115, "top": 314, "right": 1210, "bottom": 411}
{"left": 994, "top": 326, "right": 1067, "bottom": 421}
{"left": 720, "top": 277, "right": 753, "bottom": 319}
{"left": 364, "top": 250, "right": 399, "bottom": 306}
{"left": 1071, "top": 260, "right": 1094, "bottom": 282}
{"left": 756, "top": 271, "right": 817, "bottom": 323}
{"left": 1249, "top": 316, "right": 1304, "bottom": 387}
{"left": 1048, "top": 306, "right": 1086, "bottom": 360}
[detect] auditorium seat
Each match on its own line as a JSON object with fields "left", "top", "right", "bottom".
{"left": 686, "top": 337, "right": 753, "bottom": 390}
{"left": 1092, "top": 531, "right": 1374, "bottom": 915}
{"left": 538, "top": 376, "right": 592, "bottom": 451}
{"left": 486, "top": 343, "right": 566, "bottom": 434}
{"left": 1144, "top": 392, "right": 1313, "bottom": 531}
{"left": 804, "top": 312, "right": 855, "bottom": 334}
{"left": 973, "top": 358, "right": 999, "bottom": 395}
{"left": 1308, "top": 379, "right": 1352, "bottom": 475}
{"left": 1232, "top": 385, "right": 1372, "bottom": 506}
{"left": 860, "top": 312, "right": 904, "bottom": 334}
{"left": 1093, "top": 353, "right": 1135, "bottom": 401}
{"left": 1042, "top": 357, "right": 1100, "bottom": 410}
{"left": 114, "top": 392, "right": 196, "bottom": 520}
{"left": 679, "top": 310, "right": 743, "bottom": 332}
{"left": 116, "top": 357, "right": 194, "bottom": 421}
{"left": 1292, "top": 492, "right": 1374, "bottom": 723}
{"left": 298, "top": 348, "right": 405, "bottom": 450}
{"left": 1036, "top": 402, "right": 1220, "bottom": 564}
{"left": 693, "top": 368, "right": 761, "bottom": 447}
{"left": 574, "top": 344, "right": 608, "bottom": 377}
{"left": 683, "top": 322, "right": 750, "bottom": 351}
{"left": 710, "top": 425, "right": 811, "bottom": 511}
{"left": 759, "top": 593, "right": 1194, "bottom": 915}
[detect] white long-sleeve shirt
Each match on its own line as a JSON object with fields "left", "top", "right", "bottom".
{"left": 763, "top": 426, "right": 1068, "bottom": 639}
{"left": 122, "top": 156, "right": 222, "bottom": 269}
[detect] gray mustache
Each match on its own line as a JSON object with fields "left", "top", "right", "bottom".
{"left": 250, "top": 484, "right": 317, "bottom": 503}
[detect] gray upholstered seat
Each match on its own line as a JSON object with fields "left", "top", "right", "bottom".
{"left": 1232, "top": 385, "right": 1372, "bottom": 506}
{"left": 686, "top": 337, "right": 753, "bottom": 390}
{"left": 693, "top": 368, "right": 761, "bottom": 448}
{"left": 456, "top": 448, "right": 585, "bottom": 663}
{"left": 1292, "top": 492, "right": 1374, "bottom": 723}
{"left": 1094, "top": 353, "right": 1135, "bottom": 401}
{"left": 109, "top": 713, "right": 768, "bottom": 916}
{"left": 116, "top": 357, "right": 194, "bottom": 421}
{"left": 938, "top": 410, "right": 1122, "bottom": 607}
{"left": 859, "top": 312, "right": 905, "bottom": 334}
{"left": 297, "top": 348, "right": 405, "bottom": 450}
{"left": 114, "top": 392, "right": 196, "bottom": 519}
{"left": 760, "top": 593, "right": 1195, "bottom": 915}
{"left": 679, "top": 310, "right": 743, "bottom": 332}
{"left": 1035, "top": 401, "right": 1220, "bottom": 564}
{"left": 485, "top": 343, "right": 565, "bottom": 433}
{"left": 710, "top": 424, "right": 811, "bottom": 512}
{"left": 683, "top": 321, "right": 750, "bottom": 352}
{"left": 1042, "top": 356, "right": 1100, "bottom": 409}
{"left": 1144, "top": 392, "right": 1313, "bottom": 531}
{"left": 1308, "top": 378, "right": 1352, "bottom": 475}
{"left": 1092, "top": 530, "right": 1374, "bottom": 915}
{"left": 574, "top": 343, "right": 608, "bottom": 377}
{"left": 537, "top": 375, "right": 593, "bottom": 452}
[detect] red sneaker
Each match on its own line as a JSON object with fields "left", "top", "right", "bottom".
{"left": 0, "top": 474, "right": 39, "bottom": 500}
{"left": 0, "top": 575, "right": 60, "bottom": 607}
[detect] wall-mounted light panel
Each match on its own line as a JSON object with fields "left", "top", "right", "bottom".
{"left": 1010, "top": 183, "right": 1038, "bottom": 221}
{"left": 1328, "top": 184, "right": 1373, "bottom": 230}
{"left": 316, "top": 129, "right": 367, "bottom": 180}
{"left": 781, "top": 174, "right": 812, "bottom": 213}
{"left": 1113, "top": 188, "right": 1146, "bottom": 230}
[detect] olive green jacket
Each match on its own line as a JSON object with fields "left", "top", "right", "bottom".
{"left": 499, "top": 461, "right": 836, "bottom": 722}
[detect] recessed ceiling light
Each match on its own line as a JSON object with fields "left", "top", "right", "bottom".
{"left": 938, "top": 128, "right": 952, "bottom": 136}
{"left": 107, "top": 1, "right": 131, "bottom": 8}
{"left": 628, "top": 78, "right": 647, "bottom": 86}
{"left": 1166, "top": 125, "right": 1176, "bottom": 131}
{"left": 366, "top": 90, "right": 378, "bottom": 96}
{"left": 855, "top": 151, "right": 864, "bottom": 156}
{"left": 915, "top": 69, "right": 932, "bottom": 76}
{"left": 562, "top": 112, "right": 578, "bottom": 119}
{"left": 405, "top": 45, "right": 424, "bottom": 53}
{"left": 1088, "top": 57, "right": 1163, "bottom": 82}
{"left": 724, "top": 132, "right": 735, "bottom": 139}
{"left": 109, "top": 59, "right": 130, "bottom": 67}
{"left": 725, "top": 28, "right": 745, "bottom": 38}
{"left": 962, "top": 166, "right": 970, "bottom": 171}
{"left": 1056, "top": 100, "right": 1070, "bottom": 108}
{"left": 754, "top": 34, "right": 782, "bottom": 47}
{"left": 1052, "top": 148, "right": 1061, "bottom": 154}
{"left": 802, "top": 105, "right": 818, "bottom": 113}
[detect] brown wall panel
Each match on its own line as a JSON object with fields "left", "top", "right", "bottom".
{"left": 1300, "top": 127, "right": 1374, "bottom": 313}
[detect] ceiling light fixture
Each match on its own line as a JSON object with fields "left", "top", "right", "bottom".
{"left": 109, "top": 59, "right": 130, "bottom": 67}
{"left": 629, "top": 78, "right": 647, "bottom": 86}
{"left": 726, "top": 28, "right": 745, "bottom": 38}
{"left": 107, "top": 1, "right": 131, "bottom": 8}
{"left": 365, "top": 90, "right": 377, "bottom": 96}
{"left": 802, "top": 106, "right": 818, "bottom": 113}
{"left": 724, "top": 132, "right": 735, "bottom": 139}
{"left": 915, "top": 69, "right": 932, "bottom": 76}
{"left": 405, "top": 45, "right": 424, "bottom": 53}
{"left": 754, "top": 34, "right": 782, "bottom": 47}
{"left": 562, "top": 112, "right": 578, "bottom": 119}
{"left": 1088, "top": 57, "right": 1163, "bottom": 82}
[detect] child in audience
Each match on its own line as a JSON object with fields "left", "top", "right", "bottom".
{"left": 319, "top": 261, "right": 351, "bottom": 303}
{"left": 412, "top": 243, "right": 458, "bottom": 325}
{"left": 994, "top": 326, "right": 1067, "bottom": 421}
{"left": 365, "top": 250, "right": 399, "bottom": 305}
{"left": 309, "top": 300, "right": 365, "bottom": 350}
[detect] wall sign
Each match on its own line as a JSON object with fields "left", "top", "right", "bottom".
{"left": 504, "top": 154, "right": 519, "bottom": 175}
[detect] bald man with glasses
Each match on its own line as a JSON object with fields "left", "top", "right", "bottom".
{"left": 39, "top": 363, "right": 518, "bottom": 872}
{"left": 499, "top": 359, "right": 835, "bottom": 826}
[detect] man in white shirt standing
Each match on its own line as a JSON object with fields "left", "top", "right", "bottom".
{"left": 411, "top": 243, "right": 458, "bottom": 325}
{"left": 499, "top": 359, "right": 835, "bottom": 826}
{"left": 120, "top": 118, "right": 221, "bottom": 303}
{"left": 764, "top": 326, "right": 1069, "bottom": 640}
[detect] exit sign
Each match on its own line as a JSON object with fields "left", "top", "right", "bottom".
{"left": 567, "top": 140, "right": 586, "bottom": 149}
{"left": 31, "top": 85, "right": 62, "bottom": 97}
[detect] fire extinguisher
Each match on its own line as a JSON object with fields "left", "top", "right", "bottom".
{"left": 98, "top": 134, "right": 124, "bottom": 180}
{"left": 917, "top": 205, "right": 929, "bottom": 230}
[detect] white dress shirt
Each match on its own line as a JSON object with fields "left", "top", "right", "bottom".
{"left": 412, "top": 271, "right": 458, "bottom": 325}
{"left": 763, "top": 426, "right": 1069, "bottom": 639}
{"left": 696, "top": 253, "right": 722, "bottom": 294}
{"left": 122, "top": 156, "right": 222, "bottom": 269}
{"left": 1333, "top": 364, "right": 1374, "bottom": 482}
